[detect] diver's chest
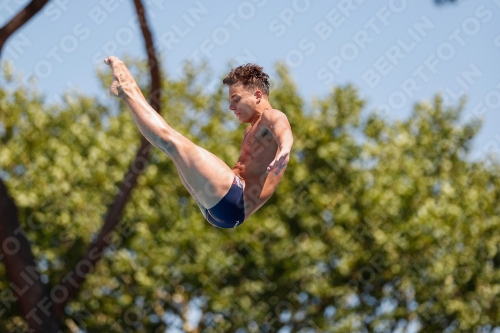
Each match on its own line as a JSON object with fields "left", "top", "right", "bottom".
{"left": 242, "top": 127, "right": 276, "bottom": 154}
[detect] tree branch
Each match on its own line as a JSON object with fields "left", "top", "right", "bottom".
{"left": 53, "top": 0, "right": 162, "bottom": 317}
{"left": 0, "top": 0, "right": 50, "bottom": 54}
{"left": 0, "top": 179, "right": 60, "bottom": 332}
{"left": 133, "top": 0, "right": 161, "bottom": 113}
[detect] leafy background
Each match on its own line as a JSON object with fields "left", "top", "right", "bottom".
{"left": 1, "top": 0, "right": 500, "bottom": 332}
{"left": 2, "top": 59, "right": 500, "bottom": 331}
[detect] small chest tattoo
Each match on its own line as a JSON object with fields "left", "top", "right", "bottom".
{"left": 247, "top": 128, "right": 269, "bottom": 145}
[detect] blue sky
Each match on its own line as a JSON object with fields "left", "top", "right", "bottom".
{"left": 2, "top": 0, "right": 500, "bottom": 159}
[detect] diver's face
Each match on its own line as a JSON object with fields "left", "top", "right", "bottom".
{"left": 228, "top": 83, "right": 259, "bottom": 123}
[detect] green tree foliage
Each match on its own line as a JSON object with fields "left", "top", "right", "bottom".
{"left": 1, "top": 60, "right": 500, "bottom": 332}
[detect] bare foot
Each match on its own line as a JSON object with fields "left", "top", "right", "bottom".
{"left": 104, "top": 56, "right": 140, "bottom": 98}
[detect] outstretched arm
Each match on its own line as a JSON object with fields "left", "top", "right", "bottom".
{"left": 104, "top": 56, "right": 170, "bottom": 152}
{"left": 261, "top": 109, "right": 293, "bottom": 176}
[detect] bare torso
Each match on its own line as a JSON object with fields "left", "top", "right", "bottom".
{"left": 232, "top": 114, "right": 285, "bottom": 219}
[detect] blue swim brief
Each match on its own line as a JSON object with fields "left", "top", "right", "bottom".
{"left": 205, "top": 176, "right": 245, "bottom": 229}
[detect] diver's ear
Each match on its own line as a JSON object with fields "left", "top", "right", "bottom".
{"left": 254, "top": 89, "right": 263, "bottom": 102}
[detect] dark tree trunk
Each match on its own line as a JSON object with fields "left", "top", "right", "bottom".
{"left": 0, "top": 0, "right": 162, "bottom": 330}
{"left": 0, "top": 180, "right": 61, "bottom": 332}
{"left": 0, "top": 1, "right": 60, "bottom": 331}
{"left": 53, "top": 0, "right": 162, "bottom": 318}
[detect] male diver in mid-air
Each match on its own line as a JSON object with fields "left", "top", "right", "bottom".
{"left": 104, "top": 56, "right": 293, "bottom": 228}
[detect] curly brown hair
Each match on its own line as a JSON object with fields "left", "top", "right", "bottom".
{"left": 222, "top": 63, "right": 270, "bottom": 96}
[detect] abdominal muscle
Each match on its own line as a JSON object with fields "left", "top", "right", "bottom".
{"left": 232, "top": 137, "right": 283, "bottom": 219}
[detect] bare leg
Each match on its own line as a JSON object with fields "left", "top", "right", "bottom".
{"left": 164, "top": 133, "right": 235, "bottom": 208}
{"left": 104, "top": 56, "right": 234, "bottom": 209}
{"left": 176, "top": 165, "right": 208, "bottom": 218}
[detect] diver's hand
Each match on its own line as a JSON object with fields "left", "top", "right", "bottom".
{"left": 267, "top": 148, "right": 290, "bottom": 176}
